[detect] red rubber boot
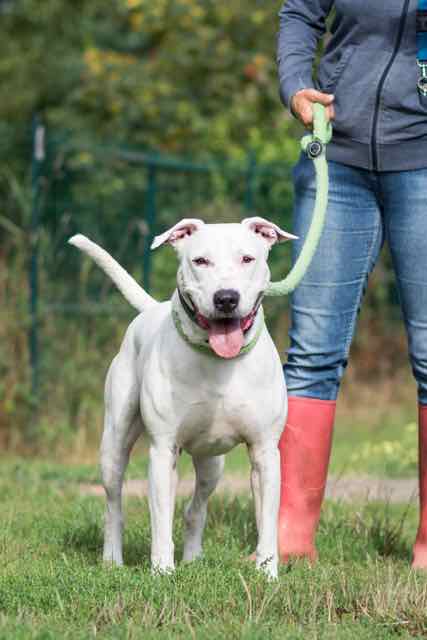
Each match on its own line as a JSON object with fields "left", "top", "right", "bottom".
{"left": 278, "top": 396, "right": 336, "bottom": 563}
{"left": 412, "top": 404, "right": 427, "bottom": 569}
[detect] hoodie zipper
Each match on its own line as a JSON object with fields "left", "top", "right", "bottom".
{"left": 371, "top": 0, "right": 411, "bottom": 170}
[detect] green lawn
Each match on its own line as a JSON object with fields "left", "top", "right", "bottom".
{"left": 1, "top": 458, "right": 427, "bottom": 639}
{"left": 330, "top": 403, "right": 419, "bottom": 478}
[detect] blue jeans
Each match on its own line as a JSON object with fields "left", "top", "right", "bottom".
{"left": 284, "top": 154, "right": 427, "bottom": 404}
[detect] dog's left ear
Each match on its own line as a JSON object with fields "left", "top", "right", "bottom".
{"left": 242, "top": 217, "right": 298, "bottom": 248}
{"left": 151, "top": 218, "right": 205, "bottom": 250}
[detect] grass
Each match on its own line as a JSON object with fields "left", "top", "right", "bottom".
{"left": 330, "top": 403, "right": 419, "bottom": 478}
{"left": 1, "top": 459, "right": 427, "bottom": 638}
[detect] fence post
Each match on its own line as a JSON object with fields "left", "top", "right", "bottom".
{"left": 29, "top": 114, "right": 45, "bottom": 402}
{"left": 143, "top": 163, "right": 157, "bottom": 292}
{"left": 244, "top": 153, "right": 257, "bottom": 213}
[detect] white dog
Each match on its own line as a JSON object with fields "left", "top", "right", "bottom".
{"left": 69, "top": 216, "right": 296, "bottom": 578}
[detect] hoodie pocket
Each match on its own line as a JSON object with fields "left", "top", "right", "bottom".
{"left": 317, "top": 45, "right": 355, "bottom": 93}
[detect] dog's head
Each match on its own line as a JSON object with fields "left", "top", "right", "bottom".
{"left": 151, "top": 218, "right": 297, "bottom": 358}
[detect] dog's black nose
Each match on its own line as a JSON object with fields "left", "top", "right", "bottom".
{"left": 213, "top": 289, "right": 240, "bottom": 313}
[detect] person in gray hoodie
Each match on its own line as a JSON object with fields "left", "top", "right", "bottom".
{"left": 277, "top": 0, "right": 427, "bottom": 569}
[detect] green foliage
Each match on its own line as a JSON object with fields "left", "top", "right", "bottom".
{"left": 0, "top": 0, "right": 300, "bottom": 159}
{"left": 1, "top": 459, "right": 427, "bottom": 639}
{"left": 327, "top": 398, "right": 420, "bottom": 479}
{"left": 349, "top": 422, "right": 418, "bottom": 478}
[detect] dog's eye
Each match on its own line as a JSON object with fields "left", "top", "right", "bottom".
{"left": 242, "top": 255, "right": 255, "bottom": 264}
{"left": 193, "top": 257, "right": 210, "bottom": 267}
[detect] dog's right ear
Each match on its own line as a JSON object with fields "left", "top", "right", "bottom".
{"left": 151, "top": 218, "right": 205, "bottom": 250}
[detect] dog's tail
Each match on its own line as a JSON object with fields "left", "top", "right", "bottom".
{"left": 68, "top": 234, "right": 158, "bottom": 312}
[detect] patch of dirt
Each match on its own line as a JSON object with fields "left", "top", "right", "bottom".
{"left": 80, "top": 474, "right": 419, "bottom": 503}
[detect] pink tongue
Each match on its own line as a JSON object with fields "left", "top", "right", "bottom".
{"left": 208, "top": 319, "right": 244, "bottom": 358}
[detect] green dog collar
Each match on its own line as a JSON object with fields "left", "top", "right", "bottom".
{"left": 172, "top": 307, "right": 265, "bottom": 359}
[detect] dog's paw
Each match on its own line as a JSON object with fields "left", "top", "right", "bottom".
{"left": 182, "top": 545, "right": 203, "bottom": 563}
{"left": 256, "top": 554, "right": 278, "bottom": 581}
{"left": 151, "top": 563, "right": 175, "bottom": 576}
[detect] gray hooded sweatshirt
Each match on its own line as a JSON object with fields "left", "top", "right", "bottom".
{"left": 278, "top": 0, "right": 427, "bottom": 171}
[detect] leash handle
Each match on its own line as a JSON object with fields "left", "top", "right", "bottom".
{"left": 266, "top": 103, "right": 332, "bottom": 297}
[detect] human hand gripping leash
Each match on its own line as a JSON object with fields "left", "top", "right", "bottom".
{"left": 266, "top": 103, "right": 332, "bottom": 297}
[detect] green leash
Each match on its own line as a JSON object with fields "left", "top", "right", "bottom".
{"left": 266, "top": 103, "right": 332, "bottom": 297}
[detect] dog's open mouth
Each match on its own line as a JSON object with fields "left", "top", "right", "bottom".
{"left": 195, "top": 310, "right": 257, "bottom": 359}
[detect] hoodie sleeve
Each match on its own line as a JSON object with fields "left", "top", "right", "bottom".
{"left": 277, "top": 0, "right": 334, "bottom": 108}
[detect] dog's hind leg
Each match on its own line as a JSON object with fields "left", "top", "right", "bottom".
{"left": 182, "top": 455, "right": 225, "bottom": 563}
{"left": 101, "top": 357, "right": 141, "bottom": 566}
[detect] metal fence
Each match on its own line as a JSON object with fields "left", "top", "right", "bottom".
{"left": 28, "top": 118, "right": 294, "bottom": 402}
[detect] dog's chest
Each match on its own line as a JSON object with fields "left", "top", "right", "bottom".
{"left": 175, "top": 396, "right": 250, "bottom": 456}
{"left": 139, "top": 324, "right": 286, "bottom": 455}
{"left": 144, "top": 359, "right": 284, "bottom": 457}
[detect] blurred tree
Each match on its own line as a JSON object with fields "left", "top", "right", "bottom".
{"left": 0, "top": 0, "right": 299, "bottom": 161}
{"left": 0, "top": 0, "right": 395, "bottom": 317}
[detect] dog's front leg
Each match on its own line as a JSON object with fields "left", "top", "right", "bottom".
{"left": 248, "top": 444, "right": 280, "bottom": 579}
{"left": 148, "top": 441, "right": 177, "bottom": 573}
